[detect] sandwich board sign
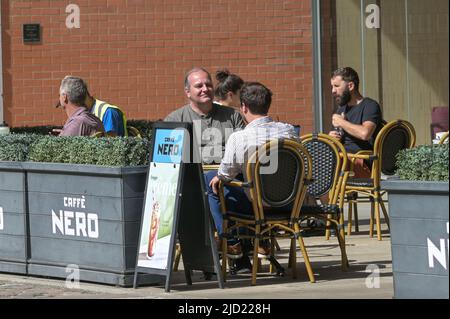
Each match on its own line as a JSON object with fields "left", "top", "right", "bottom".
{"left": 133, "top": 122, "right": 224, "bottom": 292}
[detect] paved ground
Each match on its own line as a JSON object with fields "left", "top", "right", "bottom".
{"left": 0, "top": 203, "right": 393, "bottom": 299}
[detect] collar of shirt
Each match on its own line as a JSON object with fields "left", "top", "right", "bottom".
{"left": 245, "top": 116, "right": 272, "bottom": 129}
{"left": 68, "top": 107, "right": 87, "bottom": 121}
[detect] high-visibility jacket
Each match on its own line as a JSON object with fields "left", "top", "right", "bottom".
{"left": 91, "top": 99, "right": 128, "bottom": 136}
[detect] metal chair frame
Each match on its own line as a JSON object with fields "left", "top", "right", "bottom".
{"left": 344, "top": 120, "right": 416, "bottom": 240}
{"left": 219, "top": 139, "right": 315, "bottom": 285}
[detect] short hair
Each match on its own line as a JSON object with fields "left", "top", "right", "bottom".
{"left": 184, "top": 67, "right": 212, "bottom": 90}
{"left": 239, "top": 82, "right": 272, "bottom": 115}
{"left": 214, "top": 69, "right": 244, "bottom": 100}
{"left": 60, "top": 76, "right": 88, "bottom": 106}
{"left": 332, "top": 67, "right": 360, "bottom": 91}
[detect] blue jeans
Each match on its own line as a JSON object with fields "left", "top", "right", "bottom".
{"left": 204, "top": 170, "right": 252, "bottom": 236}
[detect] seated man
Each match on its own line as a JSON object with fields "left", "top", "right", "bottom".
{"left": 206, "top": 82, "right": 299, "bottom": 269}
{"left": 165, "top": 67, "right": 245, "bottom": 164}
{"left": 328, "top": 67, "right": 383, "bottom": 178}
{"left": 56, "top": 76, "right": 104, "bottom": 137}
{"left": 85, "top": 91, "right": 127, "bottom": 137}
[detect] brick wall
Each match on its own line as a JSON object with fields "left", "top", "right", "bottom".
{"left": 1, "top": 0, "right": 313, "bottom": 133}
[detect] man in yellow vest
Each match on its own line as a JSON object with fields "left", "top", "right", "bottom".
{"left": 85, "top": 92, "right": 127, "bottom": 137}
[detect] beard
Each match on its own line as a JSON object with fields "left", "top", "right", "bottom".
{"left": 335, "top": 87, "right": 351, "bottom": 106}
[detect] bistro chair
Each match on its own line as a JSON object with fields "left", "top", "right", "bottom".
{"left": 219, "top": 139, "right": 315, "bottom": 285}
{"left": 91, "top": 131, "right": 105, "bottom": 138}
{"left": 127, "top": 125, "right": 142, "bottom": 138}
{"left": 438, "top": 131, "right": 449, "bottom": 144}
{"left": 344, "top": 120, "right": 416, "bottom": 240}
{"left": 298, "top": 133, "right": 350, "bottom": 271}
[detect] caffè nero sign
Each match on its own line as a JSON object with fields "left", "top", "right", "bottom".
{"left": 427, "top": 222, "right": 449, "bottom": 270}
{"left": 51, "top": 196, "right": 99, "bottom": 239}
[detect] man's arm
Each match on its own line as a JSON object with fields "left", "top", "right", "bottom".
{"left": 332, "top": 114, "right": 377, "bottom": 141}
{"left": 102, "top": 108, "right": 122, "bottom": 136}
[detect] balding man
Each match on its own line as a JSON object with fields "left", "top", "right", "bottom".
{"left": 165, "top": 67, "right": 245, "bottom": 164}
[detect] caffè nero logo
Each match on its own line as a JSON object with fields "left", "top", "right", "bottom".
{"left": 52, "top": 196, "right": 99, "bottom": 239}
{"left": 427, "top": 222, "right": 449, "bottom": 270}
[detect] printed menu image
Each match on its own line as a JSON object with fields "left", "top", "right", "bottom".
{"left": 137, "top": 162, "right": 181, "bottom": 270}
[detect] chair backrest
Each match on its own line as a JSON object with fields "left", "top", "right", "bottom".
{"left": 245, "top": 139, "right": 312, "bottom": 220}
{"left": 91, "top": 131, "right": 105, "bottom": 138}
{"left": 127, "top": 125, "right": 142, "bottom": 138}
{"left": 300, "top": 133, "right": 348, "bottom": 204}
{"left": 372, "top": 120, "right": 416, "bottom": 178}
{"left": 438, "top": 131, "right": 449, "bottom": 145}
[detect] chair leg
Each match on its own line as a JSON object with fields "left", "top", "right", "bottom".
{"left": 294, "top": 223, "right": 315, "bottom": 283}
{"left": 291, "top": 240, "right": 297, "bottom": 279}
{"left": 251, "top": 236, "right": 260, "bottom": 285}
{"left": 374, "top": 193, "right": 382, "bottom": 241}
{"left": 221, "top": 221, "right": 229, "bottom": 282}
{"left": 325, "top": 214, "right": 332, "bottom": 240}
{"left": 334, "top": 222, "right": 349, "bottom": 271}
{"left": 269, "top": 238, "right": 275, "bottom": 274}
{"left": 288, "top": 238, "right": 295, "bottom": 269}
{"left": 353, "top": 202, "right": 359, "bottom": 233}
{"left": 380, "top": 199, "right": 390, "bottom": 230}
{"left": 347, "top": 197, "right": 353, "bottom": 236}
{"left": 369, "top": 198, "right": 375, "bottom": 238}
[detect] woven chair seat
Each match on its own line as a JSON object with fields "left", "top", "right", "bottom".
{"left": 346, "top": 178, "right": 374, "bottom": 188}
{"left": 301, "top": 204, "right": 341, "bottom": 215}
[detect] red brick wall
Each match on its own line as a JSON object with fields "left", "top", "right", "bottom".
{"left": 1, "top": 0, "right": 313, "bottom": 133}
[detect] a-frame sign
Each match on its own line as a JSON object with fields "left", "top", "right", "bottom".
{"left": 133, "top": 121, "right": 224, "bottom": 292}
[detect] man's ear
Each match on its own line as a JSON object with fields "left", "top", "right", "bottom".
{"left": 62, "top": 93, "right": 69, "bottom": 104}
{"left": 184, "top": 87, "right": 190, "bottom": 98}
{"left": 347, "top": 81, "right": 355, "bottom": 91}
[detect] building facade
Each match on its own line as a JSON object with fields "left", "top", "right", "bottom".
{"left": 1, "top": 0, "right": 448, "bottom": 145}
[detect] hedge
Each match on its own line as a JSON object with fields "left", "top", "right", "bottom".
{"left": 0, "top": 134, "right": 150, "bottom": 166}
{"left": 396, "top": 144, "right": 449, "bottom": 182}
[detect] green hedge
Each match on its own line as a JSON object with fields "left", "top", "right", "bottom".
{"left": 396, "top": 144, "right": 449, "bottom": 182}
{"left": 127, "top": 119, "right": 154, "bottom": 140}
{"left": 0, "top": 134, "right": 43, "bottom": 161}
{"left": 10, "top": 125, "right": 62, "bottom": 135}
{"left": 0, "top": 134, "right": 150, "bottom": 166}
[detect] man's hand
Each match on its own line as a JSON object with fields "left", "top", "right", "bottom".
{"left": 209, "top": 175, "right": 221, "bottom": 195}
{"left": 50, "top": 128, "right": 62, "bottom": 136}
{"left": 332, "top": 113, "right": 345, "bottom": 128}
{"left": 329, "top": 130, "right": 342, "bottom": 140}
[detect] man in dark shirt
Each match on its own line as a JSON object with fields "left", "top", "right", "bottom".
{"left": 57, "top": 76, "right": 104, "bottom": 137}
{"left": 328, "top": 67, "right": 383, "bottom": 177}
{"left": 165, "top": 67, "right": 245, "bottom": 164}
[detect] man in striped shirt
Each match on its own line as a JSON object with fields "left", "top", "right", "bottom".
{"left": 205, "top": 82, "right": 299, "bottom": 265}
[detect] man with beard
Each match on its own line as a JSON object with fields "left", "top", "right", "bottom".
{"left": 328, "top": 67, "right": 383, "bottom": 178}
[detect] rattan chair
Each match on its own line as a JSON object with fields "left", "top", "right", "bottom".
{"left": 91, "top": 131, "right": 105, "bottom": 138}
{"left": 219, "top": 139, "right": 314, "bottom": 285}
{"left": 438, "top": 131, "right": 449, "bottom": 145}
{"left": 299, "top": 133, "right": 349, "bottom": 270}
{"left": 344, "top": 120, "right": 416, "bottom": 240}
{"left": 127, "top": 125, "right": 142, "bottom": 138}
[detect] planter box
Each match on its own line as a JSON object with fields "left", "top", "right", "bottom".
{"left": 22, "top": 162, "right": 158, "bottom": 287}
{"left": 382, "top": 179, "right": 449, "bottom": 299}
{"left": 0, "top": 162, "right": 27, "bottom": 275}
